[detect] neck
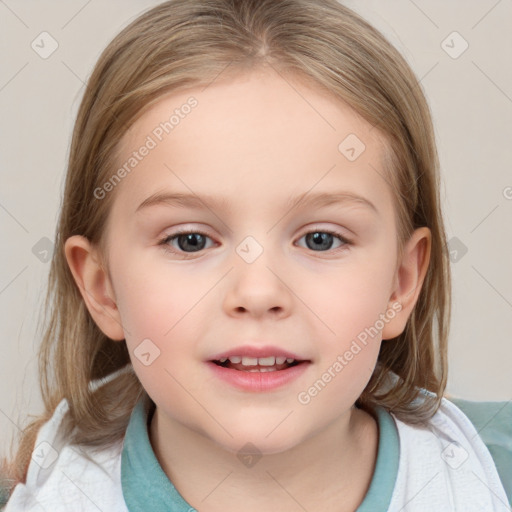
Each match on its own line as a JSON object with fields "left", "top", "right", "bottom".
{"left": 149, "top": 404, "right": 379, "bottom": 512}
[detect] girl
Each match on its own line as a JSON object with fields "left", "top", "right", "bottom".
{"left": 1, "top": 0, "right": 510, "bottom": 510}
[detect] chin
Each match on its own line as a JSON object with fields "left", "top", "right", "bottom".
{"left": 209, "top": 424, "right": 307, "bottom": 458}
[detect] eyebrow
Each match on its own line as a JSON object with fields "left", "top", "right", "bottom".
{"left": 135, "top": 190, "right": 378, "bottom": 215}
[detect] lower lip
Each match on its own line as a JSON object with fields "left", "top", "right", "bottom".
{"left": 205, "top": 361, "right": 311, "bottom": 392}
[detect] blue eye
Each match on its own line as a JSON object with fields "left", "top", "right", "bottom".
{"left": 296, "top": 230, "right": 350, "bottom": 252}
{"left": 159, "top": 228, "right": 351, "bottom": 258}
{"left": 160, "top": 230, "right": 214, "bottom": 255}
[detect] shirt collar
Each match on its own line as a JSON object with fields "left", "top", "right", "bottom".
{"left": 121, "top": 396, "right": 399, "bottom": 511}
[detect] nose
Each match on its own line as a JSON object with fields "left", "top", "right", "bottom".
{"left": 222, "top": 247, "right": 293, "bottom": 320}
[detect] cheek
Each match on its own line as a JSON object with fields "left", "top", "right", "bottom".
{"left": 297, "top": 278, "right": 388, "bottom": 414}
{"left": 306, "top": 260, "right": 394, "bottom": 342}
{"left": 113, "top": 256, "right": 207, "bottom": 341}
{"left": 111, "top": 264, "right": 209, "bottom": 414}
{"left": 111, "top": 256, "right": 218, "bottom": 394}
{"left": 298, "top": 254, "right": 395, "bottom": 402}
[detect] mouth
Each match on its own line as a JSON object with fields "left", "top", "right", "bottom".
{"left": 210, "top": 355, "right": 308, "bottom": 372}
{"left": 206, "top": 350, "right": 312, "bottom": 391}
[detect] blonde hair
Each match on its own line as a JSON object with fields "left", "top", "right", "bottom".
{"left": 1, "top": 0, "right": 451, "bottom": 499}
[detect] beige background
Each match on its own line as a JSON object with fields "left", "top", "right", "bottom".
{"left": 1, "top": 0, "right": 511, "bottom": 457}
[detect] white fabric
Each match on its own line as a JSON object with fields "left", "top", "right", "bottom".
{"left": 3, "top": 399, "right": 128, "bottom": 512}
{"left": 387, "top": 397, "right": 510, "bottom": 511}
{"left": 3, "top": 396, "right": 510, "bottom": 511}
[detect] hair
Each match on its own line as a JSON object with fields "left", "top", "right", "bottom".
{"left": 1, "top": 0, "right": 451, "bottom": 501}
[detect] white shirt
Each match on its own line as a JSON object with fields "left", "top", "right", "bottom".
{"left": 3, "top": 390, "right": 510, "bottom": 511}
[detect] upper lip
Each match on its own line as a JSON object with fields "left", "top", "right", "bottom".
{"left": 209, "top": 345, "right": 310, "bottom": 361}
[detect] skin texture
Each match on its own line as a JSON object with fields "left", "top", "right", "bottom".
{"left": 65, "top": 66, "right": 431, "bottom": 511}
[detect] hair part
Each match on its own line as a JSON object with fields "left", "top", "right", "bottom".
{"left": 1, "top": 0, "right": 451, "bottom": 499}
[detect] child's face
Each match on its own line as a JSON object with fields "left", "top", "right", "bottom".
{"left": 100, "top": 67, "right": 413, "bottom": 453}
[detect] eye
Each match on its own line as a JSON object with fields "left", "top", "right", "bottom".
{"left": 296, "top": 229, "right": 351, "bottom": 252}
{"left": 158, "top": 227, "right": 352, "bottom": 258}
{"left": 159, "top": 229, "right": 216, "bottom": 257}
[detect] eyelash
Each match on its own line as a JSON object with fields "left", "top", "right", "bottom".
{"left": 158, "top": 227, "right": 352, "bottom": 259}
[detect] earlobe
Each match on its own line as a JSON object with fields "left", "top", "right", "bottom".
{"left": 64, "top": 235, "right": 125, "bottom": 341}
{"left": 381, "top": 227, "right": 431, "bottom": 340}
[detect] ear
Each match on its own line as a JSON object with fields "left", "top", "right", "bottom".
{"left": 64, "top": 235, "right": 125, "bottom": 341}
{"left": 382, "top": 227, "right": 431, "bottom": 340}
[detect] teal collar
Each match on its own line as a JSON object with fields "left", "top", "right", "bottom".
{"left": 356, "top": 405, "right": 399, "bottom": 512}
{"left": 121, "top": 397, "right": 399, "bottom": 511}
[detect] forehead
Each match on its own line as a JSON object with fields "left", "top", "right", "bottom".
{"left": 110, "top": 67, "right": 394, "bottom": 220}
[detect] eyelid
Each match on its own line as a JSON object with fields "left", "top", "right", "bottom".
{"left": 158, "top": 223, "right": 353, "bottom": 258}
{"left": 158, "top": 225, "right": 352, "bottom": 243}
{"left": 158, "top": 226, "right": 216, "bottom": 246}
{"left": 294, "top": 227, "right": 353, "bottom": 254}
{"left": 296, "top": 223, "right": 353, "bottom": 243}
{"left": 158, "top": 227, "right": 217, "bottom": 259}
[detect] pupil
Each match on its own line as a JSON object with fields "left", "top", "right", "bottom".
{"left": 178, "top": 233, "right": 206, "bottom": 252}
{"left": 176, "top": 232, "right": 334, "bottom": 253}
{"left": 306, "top": 232, "right": 333, "bottom": 251}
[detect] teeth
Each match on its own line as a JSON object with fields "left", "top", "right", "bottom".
{"left": 241, "top": 356, "right": 258, "bottom": 366}
{"left": 220, "top": 355, "right": 296, "bottom": 366}
{"left": 257, "top": 356, "right": 275, "bottom": 366}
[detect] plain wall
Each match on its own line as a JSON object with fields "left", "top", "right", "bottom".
{"left": 1, "top": 0, "right": 511, "bottom": 458}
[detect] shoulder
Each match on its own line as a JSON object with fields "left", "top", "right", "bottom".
{"left": 2, "top": 398, "right": 128, "bottom": 512}
{"left": 446, "top": 396, "right": 512, "bottom": 504}
{"left": 392, "top": 392, "right": 512, "bottom": 511}
{"left": 386, "top": 395, "right": 511, "bottom": 510}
